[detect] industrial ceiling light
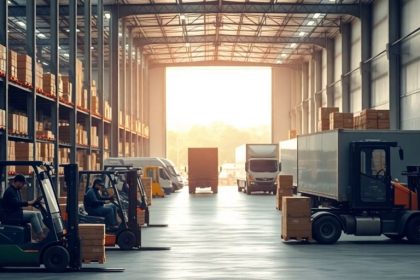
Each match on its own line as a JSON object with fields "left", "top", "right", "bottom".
{"left": 104, "top": 12, "right": 111, "bottom": 19}
{"left": 299, "top": 31, "right": 306, "bottom": 37}
{"left": 185, "top": 42, "right": 190, "bottom": 47}
{"left": 290, "top": 43, "right": 297, "bottom": 48}
{"left": 37, "top": 33, "right": 47, "bottom": 39}
{"left": 313, "top": 13, "right": 321, "bottom": 19}
{"left": 63, "top": 53, "right": 69, "bottom": 58}
{"left": 276, "top": 60, "right": 283, "bottom": 64}
{"left": 17, "top": 21, "right": 26, "bottom": 28}
{"left": 307, "top": 20, "right": 315, "bottom": 26}
{"left": 180, "top": 14, "right": 186, "bottom": 21}
{"left": 280, "top": 53, "right": 287, "bottom": 58}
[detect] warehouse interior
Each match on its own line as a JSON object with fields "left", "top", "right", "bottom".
{"left": 1, "top": 0, "right": 420, "bottom": 278}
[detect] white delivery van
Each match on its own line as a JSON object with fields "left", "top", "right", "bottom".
{"left": 104, "top": 157, "right": 174, "bottom": 194}
{"left": 159, "top": 158, "right": 184, "bottom": 190}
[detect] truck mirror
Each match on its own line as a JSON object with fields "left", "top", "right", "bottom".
{"left": 278, "top": 162, "right": 282, "bottom": 172}
{"left": 399, "top": 148, "right": 404, "bottom": 160}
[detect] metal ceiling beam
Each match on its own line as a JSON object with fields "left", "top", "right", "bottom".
{"left": 148, "top": 59, "right": 303, "bottom": 68}
{"left": 9, "top": 3, "right": 361, "bottom": 18}
{"left": 117, "top": 3, "right": 361, "bottom": 18}
{"left": 135, "top": 35, "right": 329, "bottom": 48}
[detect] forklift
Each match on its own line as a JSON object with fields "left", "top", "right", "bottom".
{"left": 0, "top": 161, "right": 124, "bottom": 272}
{"left": 104, "top": 164, "right": 168, "bottom": 228}
{"left": 79, "top": 168, "right": 169, "bottom": 251}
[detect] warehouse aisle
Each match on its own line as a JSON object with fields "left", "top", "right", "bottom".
{"left": 1, "top": 186, "right": 420, "bottom": 279}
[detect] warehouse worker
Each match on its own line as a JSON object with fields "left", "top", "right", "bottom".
{"left": 2, "top": 174, "right": 47, "bottom": 241}
{"left": 84, "top": 179, "right": 119, "bottom": 230}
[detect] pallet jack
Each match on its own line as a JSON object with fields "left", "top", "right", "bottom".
{"left": 79, "top": 168, "right": 170, "bottom": 251}
{"left": 0, "top": 161, "right": 123, "bottom": 272}
{"left": 104, "top": 164, "right": 168, "bottom": 228}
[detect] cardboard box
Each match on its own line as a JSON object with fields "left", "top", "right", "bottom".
{"left": 288, "top": 130, "right": 297, "bottom": 139}
{"left": 278, "top": 175, "right": 293, "bottom": 189}
{"left": 377, "top": 110, "right": 390, "bottom": 121}
{"left": 281, "top": 196, "right": 311, "bottom": 218}
{"left": 141, "top": 177, "right": 152, "bottom": 206}
{"left": 276, "top": 188, "right": 293, "bottom": 210}
{"left": 319, "top": 107, "right": 339, "bottom": 120}
{"left": 43, "top": 73, "right": 56, "bottom": 96}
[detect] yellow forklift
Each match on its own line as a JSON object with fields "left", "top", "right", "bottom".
{"left": 0, "top": 161, "right": 124, "bottom": 272}
{"left": 142, "top": 166, "right": 166, "bottom": 197}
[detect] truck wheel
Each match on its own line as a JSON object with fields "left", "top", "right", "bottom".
{"left": 312, "top": 215, "right": 342, "bottom": 244}
{"left": 117, "top": 230, "right": 137, "bottom": 250}
{"left": 43, "top": 245, "right": 70, "bottom": 272}
{"left": 406, "top": 216, "right": 420, "bottom": 244}
{"left": 384, "top": 234, "right": 404, "bottom": 241}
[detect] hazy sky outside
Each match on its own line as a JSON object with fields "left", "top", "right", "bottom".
{"left": 166, "top": 66, "right": 272, "bottom": 131}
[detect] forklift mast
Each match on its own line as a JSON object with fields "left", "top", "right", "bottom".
{"left": 126, "top": 169, "right": 141, "bottom": 247}
{"left": 64, "top": 164, "right": 82, "bottom": 270}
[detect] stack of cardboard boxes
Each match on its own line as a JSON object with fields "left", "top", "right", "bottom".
{"left": 0, "top": 109, "right": 5, "bottom": 128}
{"left": 318, "top": 107, "right": 339, "bottom": 131}
{"left": 354, "top": 109, "right": 390, "bottom": 130}
{"left": 36, "top": 119, "right": 54, "bottom": 140}
{"left": 75, "top": 59, "right": 85, "bottom": 109}
{"left": 76, "top": 124, "right": 88, "bottom": 146}
{"left": 42, "top": 73, "right": 56, "bottom": 96}
{"left": 36, "top": 142, "right": 54, "bottom": 162}
{"left": 8, "top": 113, "right": 28, "bottom": 135}
{"left": 288, "top": 130, "right": 297, "bottom": 139}
{"left": 59, "top": 122, "right": 71, "bottom": 144}
{"left": 91, "top": 80, "right": 99, "bottom": 115}
{"left": 281, "top": 196, "right": 312, "bottom": 241}
{"left": 104, "top": 101, "right": 111, "bottom": 120}
{"left": 104, "top": 136, "right": 110, "bottom": 151}
{"left": 329, "top": 112, "right": 354, "bottom": 130}
{"left": 91, "top": 126, "right": 99, "bottom": 147}
{"left": 0, "top": 44, "right": 6, "bottom": 74}
{"left": 8, "top": 50, "right": 18, "bottom": 79}
{"left": 79, "top": 224, "right": 106, "bottom": 263}
{"left": 276, "top": 175, "right": 294, "bottom": 210}
{"left": 13, "top": 142, "right": 34, "bottom": 174}
{"left": 35, "top": 63, "right": 43, "bottom": 92}
{"left": 7, "top": 141, "right": 16, "bottom": 173}
{"left": 60, "top": 75, "right": 72, "bottom": 103}
{"left": 141, "top": 177, "right": 152, "bottom": 206}
{"left": 17, "top": 54, "right": 32, "bottom": 85}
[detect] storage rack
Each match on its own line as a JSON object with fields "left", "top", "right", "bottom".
{"left": 0, "top": 1, "right": 150, "bottom": 198}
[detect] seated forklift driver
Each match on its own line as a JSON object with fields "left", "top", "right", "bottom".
{"left": 2, "top": 174, "right": 46, "bottom": 241}
{"left": 84, "top": 179, "right": 118, "bottom": 230}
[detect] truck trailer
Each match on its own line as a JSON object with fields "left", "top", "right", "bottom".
{"left": 188, "top": 148, "right": 218, "bottom": 194}
{"left": 235, "top": 144, "right": 280, "bottom": 195}
{"left": 280, "top": 130, "right": 420, "bottom": 244}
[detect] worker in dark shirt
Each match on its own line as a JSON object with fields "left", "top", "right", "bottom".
{"left": 84, "top": 179, "right": 118, "bottom": 229}
{"left": 2, "top": 174, "right": 46, "bottom": 240}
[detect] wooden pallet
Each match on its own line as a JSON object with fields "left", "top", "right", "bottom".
{"left": 41, "top": 91, "right": 57, "bottom": 99}
{"left": 36, "top": 87, "right": 44, "bottom": 94}
{"left": 8, "top": 130, "right": 29, "bottom": 137}
{"left": 281, "top": 235, "right": 312, "bottom": 242}
{"left": 9, "top": 75, "right": 18, "bottom": 83}
{"left": 17, "top": 80, "right": 33, "bottom": 90}
{"left": 77, "top": 106, "right": 90, "bottom": 113}
{"left": 36, "top": 136, "right": 55, "bottom": 142}
{"left": 59, "top": 98, "right": 74, "bottom": 106}
{"left": 82, "top": 258, "right": 105, "bottom": 264}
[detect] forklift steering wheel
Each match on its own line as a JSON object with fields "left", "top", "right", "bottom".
{"left": 32, "top": 197, "right": 43, "bottom": 209}
{"left": 376, "top": 169, "right": 385, "bottom": 178}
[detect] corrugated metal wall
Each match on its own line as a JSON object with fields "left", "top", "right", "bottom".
{"left": 401, "top": 0, "right": 420, "bottom": 129}
{"left": 350, "top": 19, "right": 362, "bottom": 113}
{"left": 334, "top": 34, "right": 343, "bottom": 110}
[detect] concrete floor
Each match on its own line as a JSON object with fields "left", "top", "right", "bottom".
{"left": 1, "top": 186, "right": 420, "bottom": 279}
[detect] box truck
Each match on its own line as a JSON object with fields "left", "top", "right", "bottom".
{"left": 188, "top": 148, "right": 218, "bottom": 194}
{"left": 235, "top": 144, "right": 280, "bottom": 195}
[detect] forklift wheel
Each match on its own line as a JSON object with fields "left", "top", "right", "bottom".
{"left": 312, "top": 215, "right": 342, "bottom": 244}
{"left": 42, "top": 245, "right": 70, "bottom": 272}
{"left": 117, "top": 230, "right": 137, "bottom": 250}
{"left": 406, "top": 216, "right": 420, "bottom": 244}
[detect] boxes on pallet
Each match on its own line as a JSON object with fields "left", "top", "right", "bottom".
{"left": 281, "top": 196, "right": 312, "bottom": 239}
{"left": 141, "top": 177, "right": 152, "bottom": 206}
{"left": 17, "top": 54, "right": 32, "bottom": 85}
{"left": 91, "top": 96, "right": 99, "bottom": 115}
{"left": 35, "top": 63, "right": 43, "bottom": 90}
{"left": 0, "top": 44, "right": 6, "bottom": 73}
{"left": 8, "top": 50, "right": 18, "bottom": 78}
{"left": 43, "top": 73, "right": 56, "bottom": 96}
{"left": 91, "top": 126, "right": 99, "bottom": 147}
{"left": 79, "top": 224, "right": 106, "bottom": 263}
{"left": 14, "top": 142, "right": 34, "bottom": 174}
{"left": 318, "top": 107, "right": 339, "bottom": 131}
{"left": 8, "top": 113, "right": 28, "bottom": 135}
{"left": 60, "top": 75, "right": 72, "bottom": 102}
{"left": 276, "top": 175, "right": 294, "bottom": 210}
{"left": 329, "top": 112, "right": 354, "bottom": 130}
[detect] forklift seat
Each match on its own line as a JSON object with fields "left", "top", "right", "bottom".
{"left": 78, "top": 204, "right": 105, "bottom": 224}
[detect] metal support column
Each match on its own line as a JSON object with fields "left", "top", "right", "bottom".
{"left": 27, "top": 0, "right": 36, "bottom": 163}
{"left": 84, "top": 0, "right": 92, "bottom": 157}
{"left": 326, "top": 39, "right": 335, "bottom": 107}
{"left": 69, "top": 0, "right": 77, "bottom": 163}
{"left": 301, "top": 62, "right": 308, "bottom": 134}
{"left": 139, "top": 50, "right": 144, "bottom": 155}
{"left": 314, "top": 50, "right": 322, "bottom": 126}
{"left": 128, "top": 28, "right": 133, "bottom": 156}
{"left": 0, "top": 1, "right": 9, "bottom": 166}
{"left": 98, "top": 0, "right": 105, "bottom": 166}
{"left": 341, "top": 22, "right": 351, "bottom": 113}
{"left": 361, "top": 4, "right": 372, "bottom": 110}
{"left": 110, "top": 7, "right": 119, "bottom": 157}
{"left": 134, "top": 48, "right": 139, "bottom": 156}
{"left": 51, "top": 0, "right": 60, "bottom": 190}
{"left": 121, "top": 21, "right": 127, "bottom": 156}
{"left": 388, "top": 1, "right": 401, "bottom": 129}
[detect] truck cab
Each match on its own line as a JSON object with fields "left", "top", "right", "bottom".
{"left": 244, "top": 158, "right": 279, "bottom": 195}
